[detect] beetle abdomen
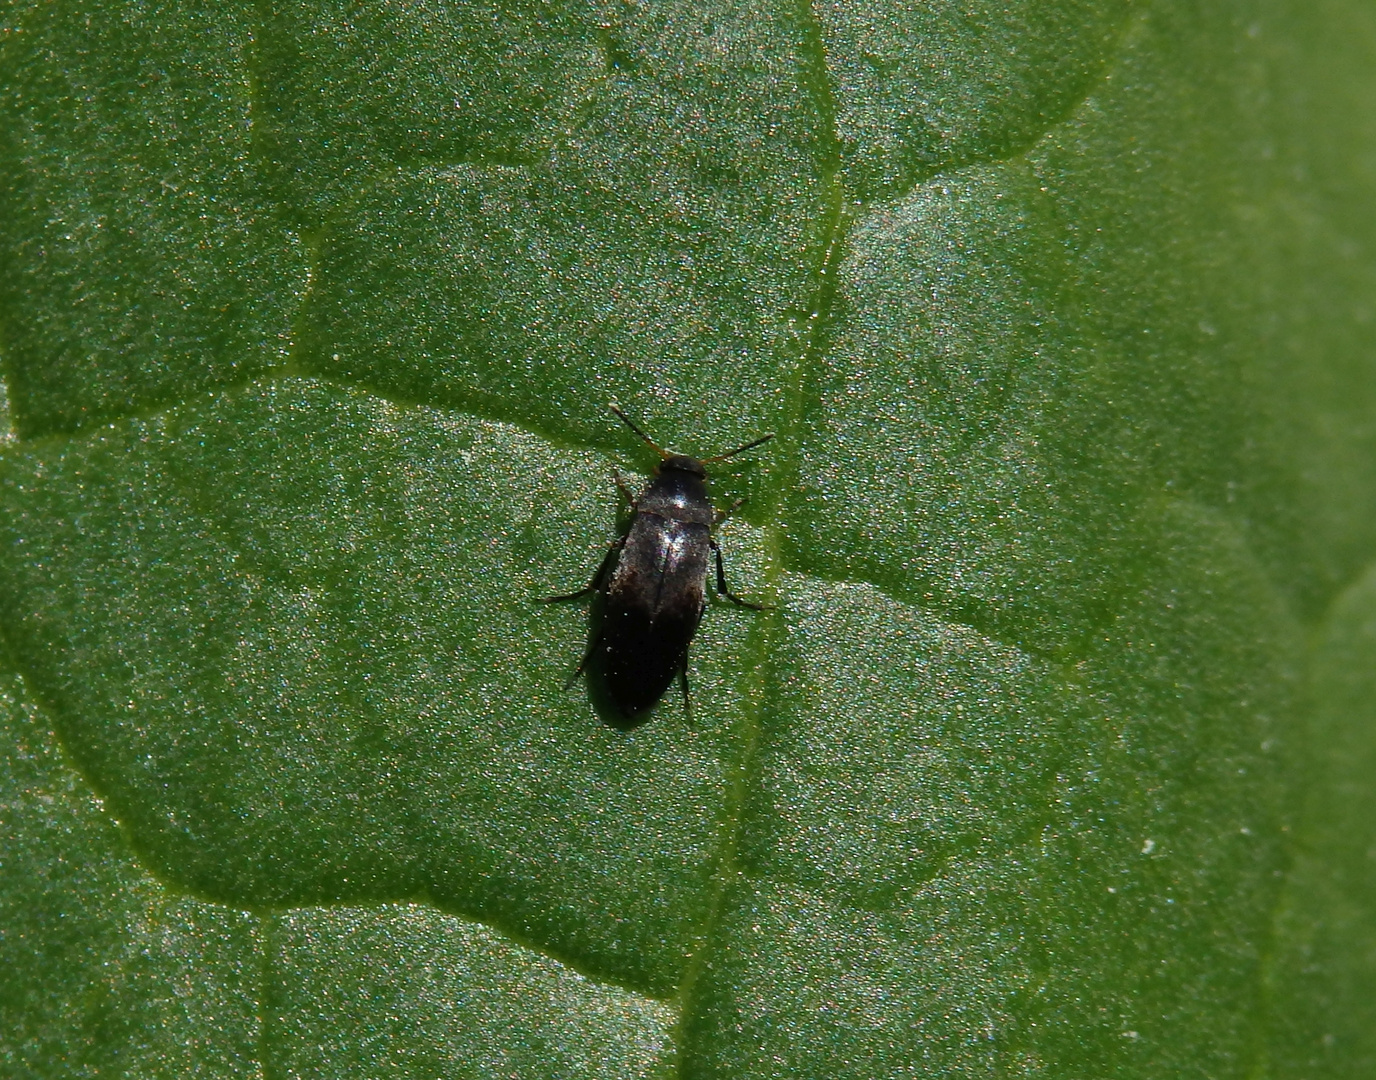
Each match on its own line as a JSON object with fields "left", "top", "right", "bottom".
{"left": 597, "top": 515, "right": 708, "bottom": 717}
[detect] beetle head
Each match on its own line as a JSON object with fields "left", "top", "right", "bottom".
{"left": 659, "top": 454, "right": 707, "bottom": 478}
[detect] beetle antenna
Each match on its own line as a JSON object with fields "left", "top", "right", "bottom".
{"left": 609, "top": 404, "right": 669, "bottom": 459}
{"left": 703, "top": 432, "right": 775, "bottom": 464}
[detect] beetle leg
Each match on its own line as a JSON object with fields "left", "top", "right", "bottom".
{"left": 611, "top": 467, "right": 638, "bottom": 506}
{"left": 679, "top": 657, "right": 692, "bottom": 720}
{"left": 711, "top": 538, "right": 773, "bottom": 610}
{"left": 541, "top": 535, "right": 625, "bottom": 602}
{"left": 565, "top": 632, "right": 602, "bottom": 689}
{"left": 713, "top": 496, "right": 746, "bottom": 527}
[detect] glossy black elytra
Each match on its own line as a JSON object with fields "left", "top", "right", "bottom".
{"left": 543, "top": 405, "right": 773, "bottom": 726}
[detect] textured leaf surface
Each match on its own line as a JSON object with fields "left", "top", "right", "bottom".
{"left": 2, "top": 0, "right": 1376, "bottom": 1076}
{"left": 0, "top": 668, "right": 676, "bottom": 1077}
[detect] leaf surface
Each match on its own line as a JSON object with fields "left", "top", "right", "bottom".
{"left": 2, "top": 0, "right": 1375, "bottom": 1075}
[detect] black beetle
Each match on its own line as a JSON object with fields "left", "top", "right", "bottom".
{"left": 543, "top": 405, "right": 773, "bottom": 725}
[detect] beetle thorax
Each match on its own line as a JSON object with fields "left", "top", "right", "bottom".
{"left": 640, "top": 464, "right": 714, "bottom": 524}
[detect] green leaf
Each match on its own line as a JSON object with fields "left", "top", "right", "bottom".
{"left": 2, "top": 0, "right": 1375, "bottom": 1076}
{"left": 0, "top": 667, "right": 677, "bottom": 1078}
{"left": 0, "top": 0, "right": 307, "bottom": 435}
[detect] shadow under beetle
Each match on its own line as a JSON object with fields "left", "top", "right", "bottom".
{"left": 543, "top": 405, "right": 774, "bottom": 727}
